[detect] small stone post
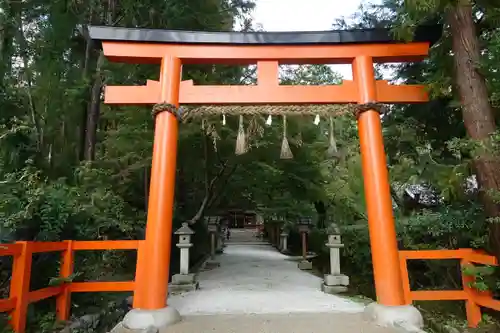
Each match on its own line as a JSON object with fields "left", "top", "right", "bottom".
{"left": 322, "top": 223, "right": 349, "bottom": 294}
{"left": 219, "top": 219, "right": 229, "bottom": 248}
{"left": 301, "top": 231, "right": 307, "bottom": 259}
{"left": 274, "top": 224, "right": 279, "bottom": 247}
{"left": 280, "top": 230, "right": 289, "bottom": 254}
{"left": 276, "top": 221, "right": 283, "bottom": 247}
{"left": 256, "top": 214, "right": 264, "bottom": 239}
{"left": 210, "top": 232, "right": 216, "bottom": 257}
{"left": 268, "top": 223, "right": 274, "bottom": 245}
{"left": 169, "top": 223, "right": 199, "bottom": 293}
{"left": 216, "top": 220, "right": 224, "bottom": 254}
{"left": 206, "top": 216, "right": 220, "bottom": 268}
{"left": 297, "top": 217, "right": 313, "bottom": 270}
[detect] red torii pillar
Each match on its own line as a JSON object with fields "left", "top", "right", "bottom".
{"left": 122, "top": 56, "right": 183, "bottom": 329}
{"left": 354, "top": 56, "right": 405, "bottom": 306}
{"left": 89, "top": 24, "right": 439, "bottom": 330}
{"left": 136, "top": 56, "right": 181, "bottom": 308}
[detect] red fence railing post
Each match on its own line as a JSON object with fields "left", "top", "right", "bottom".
{"left": 9, "top": 242, "right": 32, "bottom": 333}
{"left": 461, "top": 258, "right": 482, "bottom": 327}
{"left": 132, "top": 240, "right": 146, "bottom": 308}
{"left": 398, "top": 252, "right": 412, "bottom": 304}
{"left": 56, "top": 240, "right": 74, "bottom": 321}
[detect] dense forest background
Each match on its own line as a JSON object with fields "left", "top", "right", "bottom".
{"left": 1, "top": 0, "right": 500, "bottom": 331}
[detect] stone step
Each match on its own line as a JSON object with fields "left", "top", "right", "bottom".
{"left": 159, "top": 313, "right": 404, "bottom": 333}
{"left": 225, "top": 241, "right": 269, "bottom": 245}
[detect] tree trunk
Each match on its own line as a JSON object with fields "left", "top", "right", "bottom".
{"left": 77, "top": 24, "right": 92, "bottom": 161}
{"left": 187, "top": 162, "right": 234, "bottom": 225}
{"left": 13, "top": 8, "right": 43, "bottom": 151}
{"left": 206, "top": 164, "right": 238, "bottom": 209}
{"left": 83, "top": 52, "right": 104, "bottom": 161}
{"left": 447, "top": 3, "right": 500, "bottom": 259}
{"left": 0, "top": 2, "right": 14, "bottom": 81}
{"left": 82, "top": 0, "right": 115, "bottom": 162}
{"left": 313, "top": 201, "right": 327, "bottom": 228}
{"left": 175, "top": 170, "right": 189, "bottom": 219}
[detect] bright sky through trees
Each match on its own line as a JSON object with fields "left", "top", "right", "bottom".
{"left": 251, "top": 0, "right": 381, "bottom": 79}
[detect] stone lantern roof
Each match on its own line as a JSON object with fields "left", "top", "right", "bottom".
{"left": 326, "top": 222, "right": 341, "bottom": 235}
{"left": 175, "top": 222, "right": 194, "bottom": 235}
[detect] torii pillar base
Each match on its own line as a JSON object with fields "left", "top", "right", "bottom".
{"left": 113, "top": 307, "right": 181, "bottom": 333}
{"left": 363, "top": 303, "right": 423, "bottom": 331}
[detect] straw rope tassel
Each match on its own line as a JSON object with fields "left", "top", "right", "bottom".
{"left": 235, "top": 115, "right": 247, "bottom": 155}
{"left": 266, "top": 115, "right": 272, "bottom": 126}
{"left": 314, "top": 114, "right": 320, "bottom": 125}
{"left": 326, "top": 116, "right": 339, "bottom": 158}
{"left": 280, "top": 115, "right": 293, "bottom": 159}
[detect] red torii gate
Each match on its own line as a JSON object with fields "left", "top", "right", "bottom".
{"left": 89, "top": 25, "right": 440, "bottom": 329}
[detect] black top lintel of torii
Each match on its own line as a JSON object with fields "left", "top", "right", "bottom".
{"left": 87, "top": 24, "right": 442, "bottom": 47}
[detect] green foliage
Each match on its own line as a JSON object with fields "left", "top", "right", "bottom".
{"left": 48, "top": 272, "right": 82, "bottom": 286}
{"left": 0, "top": 314, "right": 14, "bottom": 333}
{"left": 0, "top": 163, "right": 142, "bottom": 241}
{"left": 399, "top": 204, "right": 487, "bottom": 249}
{"left": 463, "top": 265, "right": 497, "bottom": 292}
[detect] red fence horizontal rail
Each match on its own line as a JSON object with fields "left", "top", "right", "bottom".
{"left": 30, "top": 242, "right": 68, "bottom": 253}
{"left": 399, "top": 249, "right": 471, "bottom": 260}
{"left": 474, "top": 294, "right": 500, "bottom": 311}
{"left": 70, "top": 281, "right": 135, "bottom": 293}
{"left": 0, "top": 243, "right": 22, "bottom": 256}
{"left": 468, "top": 251, "right": 498, "bottom": 266}
{"left": 410, "top": 290, "right": 468, "bottom": 301}
{"left": 0, "top": 297, "right": 16, "bottom": 312}
{"left": 72, "top": 240, "right": 140, "bottom": 250}
{"left": 28, "top": 286, "right": 63, "bottom": 304}
{"left": 399, "top": 249, "right": 498, "bottom": 328}
{"left": 0, "top": 240, "right": 143, "bottom": 333}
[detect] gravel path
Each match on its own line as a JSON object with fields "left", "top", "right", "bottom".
{"left": 164, "top": 242, "right": 402, "bottom": 332}
{"left": 168, "top": 244, "right": 363, "bottom": 315}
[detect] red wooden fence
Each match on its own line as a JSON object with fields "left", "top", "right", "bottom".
{"left": 0, "top": 240, "right": 142, "bottom": 333}
{"left": 399, "top": 248, "right": 500, "bottom": 327}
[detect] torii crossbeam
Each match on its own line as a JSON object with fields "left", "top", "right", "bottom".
{"left": 89, "top": 25, "right": 441, "bottom": 330}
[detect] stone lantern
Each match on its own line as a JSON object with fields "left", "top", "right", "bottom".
{"left": 169, "top": 223, "right": 199, "bottom": 293}
{"left": 256, "top": 214, "right": 264, "bottom": 239}
{"left": 321, "top": 223, "right": 349, "bottom": 294}
{"left": 218, "top": 216, "right": 227, "bottom": 251}
{"left": 276, "top": 217, "right": 285, "bottom": 247}
{"left": 280, "top": 228, "right": 290, "bottom": 254}
{"left": 267, "top": 214, "right": 277, "bottom": 244}
{"left": 297, "top": 216, "right": 313, "bottom": 270}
